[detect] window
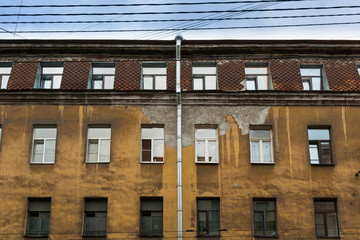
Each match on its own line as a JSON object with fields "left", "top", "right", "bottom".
{"left": 141, "top": 126, "right": 164, "bottom": 163}
{"left": 140, "top": 198, "right": 163, "bottom": 237}
{"left": 197, "top": 198, "right": 220, "bottom": 237}
{"left": 314, "top": 199, "right": 339, "bottom": 237}
{"left": 0, "top": 125, "right": 2, "bottom": 140}
{"left": 253, "top": 199, "right": 277, "bottom": 237}
{"left": 195, "top": 128, "right": 218, "bottom": 163}
{"left": 40, "top": 63, "right": 63, "bottom": 89}
{"left": 84, "top": 198, "right": 107, "bottom": 237}
{"left": 142, "top": 63, "right": 167, "bottom": 90}
{"left": 300, "top": 67, "right": 323, "bottom": 90}
{"left": 308, "top": 128, "right": 332, "bottom": 164}
{"left": 357, "top": 66, "right": 360, "bottom": 76}
{"left": 250, "top": 129, "right": 273, "bottom": 163}
{"left": 26, "top": 198, "right": 51, "bottom": 237}
{"left": 193, "top": 63, "right": 217, "bottom": 90}
{"left": 245, "top": 65, "right": 269, "bottom": 90}
{"left": 87, "top": 127, "right": 111, "bottom": 163}
{"left": 31, "top": 127, "right": 57, "bottom": 164}
{"left": 0, "top": 64, "right": 12, "bottom": 89}
{"left": 91, "top": 63, "right": 115, "bottom": 89}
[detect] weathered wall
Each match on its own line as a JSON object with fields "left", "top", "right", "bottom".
{"left": 0, "top": 105, "right": 359, "bottom": 239}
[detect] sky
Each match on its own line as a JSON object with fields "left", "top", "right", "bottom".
{"left": 0, "top": 0, "right": 360, "bottom": 40}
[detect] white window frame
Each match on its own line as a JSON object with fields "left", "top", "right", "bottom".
{"left": 142, "top": 63, "right": 167, "bottom": 90}
{"left": 192, "top": 63, "right": 217, "bottom": 90}
{"left": 250, "top": 129, "right": 274, "bottom": 164}
{"left": 195, "top": 128, "right": 218, "bottom": 164}
{"left": 31, "top": 127, "right": 57, "bottom": 164}
{"left": 245, "top": 65, "right": 269, "bottom": 90}
{"left": 140, "top": 127, "right": 164, "bottom": 163}
{"left": 300, "top": 66, "right": 323, "bottom": 91}
{"left": 0, "top": 65, "right": 12, "bottom": 90}
{"left": 91, "top": 63, "right": 115, "bottom": 90}
{"left": 86, "top": 127, "right": 111, "bottom": 163}
{"left": 40, "top": 64, "right": 64, "bottom": 89}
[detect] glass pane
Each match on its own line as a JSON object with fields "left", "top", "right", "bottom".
{"left": 300, "top": 68, "right": 321, "bottom": 76}
{"left": 88, "top": 128, "right": 111, "bottom": 139}
{"left": 308, "top": 129, "right": 330, "bottom": 140}
{"left": 209, "top": 211, "right": 219, "bottom": 236}
{"left": 93, "top": 67, "right": 115, "bottom": 75}
{"left": 0, "top": 67, "right": 12, "bottom": 74}
{"left": 39, "top": 212, "right": 50, "bottom": 235}
{"left": 196, "top": 129, "right": 216, "bottom": 138}
{"left": 143, "top": 67, "right": 166, "bottom": 75}
{"left": 326, "top": 213, "right": 339, "bottom": 237}
{"left": 251, "top": 130, "right": 270, "bottom": 139}
{"left": 155, "top": 75, "right": 167, "bottom": 90}
{"left": 140, "top": 215, "right": 151, "bottom": 235}
{"left": 52, "top": 76, "right": 62, "bottom": 89}
{"left": 263, "top": 141, "right": 272, "bottom": 163}
{"left": 42, "top": 67, "right": 63, "bottom": 74}
{"left": 193, "top": 77, "right": 203, "bottom": 90}
{"left": 205, "top": 76, "right": 217, "bottom": 90}
{"left": 309, "top": 144, "right": 319, "bottom": 164}
{"left": 43, "top": 80, "right": 52, "bottom": 89}
{"left": 34, "top": 128, "right": 57, "bottom": 138}
{"left": 246, "top": 78, "right": 256, "bottom": 90}
{"left": 254, "top": 201, "right": 275, "bottom": 211}
{"left": 302, "top": 79, "right": 310, "bottom": 90}
{"left": 251, "top": 141, "right": 260, "bottom": 163}
{"left": 88, "top": 141, "right": 98, "bottom": 162}
{"left": 96, "top": 213, "right": 106, "bottom": 235}
{"left": 44, "top": 139, "right": 56, "bottom": 163}
{"left": 314, "top": 201, "right": 335, "bottom": 211}
{"left": 312, "top": 77, "right": 321, "bottom": 90}
{"left": 152, "top": 214, "right": 163, "bottom": 235}
{"left": 33, "top": 140, "right": 44, "bottom": 163}
{"left": 141, "top": 128, "right": 163, "bottom": 139}
{"left": 104, "top": 76, "right": 114, "bottom": 89}
{"left": 320, "top": 142, "right": 331, "bottom": 164}
{"left": 245, "top": 67, "right": 267, "bottom": 75}
{"left": 254, "top": 212, "right": 264, "bottom": 236}
{"left": 141, "top": 199, "right": 163, "bottom": 211}
{"left": 99, "top": 139, "right": 110, "bottom": 162}
{"left": 315, "top": 213, "right": 325, "bottom": 236}
{"left": 193, "top": 66, "right": 216, "bottom": 75}
{"left": 198, "top": 212, "right": 207, "bottom": 235}
{"left": 358, "top": 67, "right": 360, "bottom": 75}
{"left": 143, "top": 76, "right": 153, "bottom": 89}
{"left": 28, "top": 215, "right": 39, "bottom": 235}
{"left": 85, "top": 217, "right": 95, "bottom": 236}
{"left": 265, "top": 212, "right": 276, "bottom": 236}
{"left": 93, "top": 79, "right": 103, "bottom": 89}
{"left": 198, "top": 200, "right": 219, "bottom": 211}
{"left": 257, "top": 76, "right": 268, "bottom": 90}
{"left": 153, "top": 139, "right": 164, "bottom": 161}
{"left": 197, "top": 140, "right": 205, "bottom": 161}
{"left": 208, "top": 140, "right": 217, "bottom": 162}
{"left": 1, "top": 75, "right": 9, "bottom": 89}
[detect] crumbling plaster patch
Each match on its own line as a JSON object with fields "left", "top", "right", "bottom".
{"left": 142, "top": 106, "right": 269, "bottom": 148}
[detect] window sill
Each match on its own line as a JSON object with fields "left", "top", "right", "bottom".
{"left": 311, "top": 163, "right": 335, "bottom": 166}
{"left": 85, "top": 162, "right": 110, "bottom": 164}
{"left": 195, "top": 162, "right": 219, "bottom": 165}
{"left": 254, "top": 235, "right": 278, "bottom": 239}
{"left": 81, "top": 235, "right": 107, "bottom": 238}
{"left": 316, "top": 236, "right": 341, "bottom": 239}
{"left": 140, "top": 161, "right": 164, "bottom": 164}
{"left": 24, "top": 235, "right": 49, "bottom": 238}
{"left": 29, "top": 162, "right": 54, "bottom": 165}
{"left": 196, "top": 235, "right": 221, "bottom": 238}
{"left": 139, "top": 234, "right": 164, "bottom": 238}
{"left": 251, "top": 162, "right": 275, "bottom": 165}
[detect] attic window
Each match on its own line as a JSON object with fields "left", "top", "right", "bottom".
{"left": 142, "top": 63, "right": 167, "bottom": 90}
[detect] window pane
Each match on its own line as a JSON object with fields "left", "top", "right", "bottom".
{"left": 143, "top": 76, "right": 153, "bottom": 89}
{"left": 308, "top": 129, "right": 330, "bottom": 140}
{"left": 309, "top": 144, "right": 319, "bottom": 164}
{"left": 93, "top": 67, "right": 115, "bottom": 75}
{"left": 209, "top": 211, "right": 219, "bottom": 236}
{"left": 42, "top": 67, "right": 63, "bottom": 74}
{"left": 88, "top": 140, "right": 98, "bottom": 162}
{"left": 44, "top": 139, "right": 56, "bottom": 163}
{"left": 155, "top": 75, "right": 167, "bottom": 90}
{"left": 198, "top": 212, "right": 207, "bottom": 235}
{"left": 28, "top": 215, "right": 39, "bottom": 235}
{"left": 34, "top": 128, "right": 57, "bottom": 139}
{"left": 245, "top": 67, "right": 267, "bottom": 74}
{"left": 312, "top": 77, "right": 321, "bottom": 90}
{"left": 193, "top": 77, "right": 203, "bottom": 90}
{"left": 257, "top": 76, "right": 268, "bottom": 90}
{"left": 142, "top": 128, "right": 163, "bottom": 139}
{"left": 93, "top": 79, "right": 103, "bottom": 89}
{"left": 143, "top": 67, "right": 166, "bottom": 75}
{"left": 0, "top": 67, "right": 12, "bottom": 74}
{"left": 326, "top": 213, "right": 338, "bottom": 236}
{"left": 153, "top": 139, "right": 164, "bottom": 162}
{"left": 43, "top": 80, "right": 52, "bottom": 89}
{"left": 265, "top": 212, "right": 276, "bottom": 236}
{"left": 52, "top": 76, "right": 62, "bottom": 89}
{"left": 88, "top": 128, "right": 111, "bottom": 139}
{"left": 315, "top": 213, "right": 325, "bottom": 236}
{"left": 315, "top": 201, "right": 335, "bottom": 211}
{"left": 263, "top": 141, "right": 272, "bottom": 163}
{"left": 302, "top": 79, "right": 310, "bottom": 90}
{"left": 300, "top": 68, "right": 321, "bottom": 76}
{"left": 196, "top": 129, "right": 216, "bottom": 138}
{"left": 254, "top": 201, "right": 275, "bottom": 211}
{"left": 39, "top": 212, "right": 50, "bottom": 236}
{"left": 198, "top": 199, "right": 219, "bottom": 211}
{"left": 96, "top": 213, "right": 107, "bottom": 235}
{"left": 320, "top": 142, "right": 331, "bottom": 164}
{"left": 197, "top": 140, "right": 205, "bottom": 161}
{"left": 251, "top": 141, "right": 260, "bottom": 163}
{"left": 254, "top": 212, "right": 264, "bottom": 236}
{"left": 104, "top": 76, "right": 114, "bottom": 89}
{"left": 193, "top": 66, "right": 216, "bottom": 75}
{"left": 1, "top": 75, "right": 9, "bottom": 89}
{"left": 140, "top": 215, "right": 151, "bottom": 235}
{"left": 33, "top": 140, "right": 44, "bottom": 163}
{"left": 251, "top": 130, "right": 270, "bottom": 139}
{"left": 99, "top": 139, "right": 110, "bottom": 162}
{"left": 152, "top": 213, "right": 163, "bottom": 235}
{"left": 205, "top": 76, "right": 217, "bottom": 90}
{"left": 208, "top": 140, "right": 217, "bottom": 162}
{"left": 246, "top": 78, "right": 256, "bottom": 90}
{"left": 85, "top": 216, "right": 95, "bottom": 236}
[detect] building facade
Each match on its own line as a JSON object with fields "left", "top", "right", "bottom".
{"left": 0, "top": 40, "right": 360, "bottom": 240}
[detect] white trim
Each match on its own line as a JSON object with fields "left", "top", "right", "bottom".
{"left": 140, "top": 127, "right": 164, "bottom": 163}
{"left": 86, "top": 128, "right": 111, "bottom": 163}
{"left": 30, "top": 128, "right": 57, "bottom": 164}
{"left": 195, "top": 128, "right": 219, "bottom": 163}
{"left": 250, "top": 129, "right": 274, "bottom": 164}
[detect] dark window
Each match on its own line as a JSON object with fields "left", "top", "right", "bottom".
{"left": 314, "top": 200, "right": 339, "bottom": 237}
{"left": 140, "top": 198, "right": 163, "bottom": 236}
{"left": 253, "top": 199, "right": 277, "bottom": 237}
{"left": 197, "top": 198, "right": 220, "bottom": 237}
{"left": 308, "top": 128, "right": 332, "bottom": 164}
{"left": 84, "top": 198, "right": 107, "bottom": 236}
{"left": 26, "top": 198, "right": 51, "bottom": 237}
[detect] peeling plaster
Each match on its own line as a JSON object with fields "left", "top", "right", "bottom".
{"left": 142, "top": 106, "right": 269, "bottom": 148}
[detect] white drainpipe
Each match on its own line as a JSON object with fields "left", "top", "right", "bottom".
{"left": 175, "top": 34, "right": 183, "bottom": 240}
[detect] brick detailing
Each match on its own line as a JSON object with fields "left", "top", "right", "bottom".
{"left": 218, "top": 61, "right": 244, "bottom": 91}
{"left": 7, "top": 62, "right": 38, "bottom": 89}
{"left": 61, "top": 61, "right": 90, "bottom": 90}
{"left": 115, "top": 61, "right": 141, "bottom": 90}
{"left": 324, "top": 60, "right": 360, "bottom": 91}
{"left": 270, "top": 60, "right": 303, "bottom": 91}
{"left": 167, "top": 62, "right": 176, "bottom": 91}
{"left": 181, "top": 61, "right": 192, "bottom": 91}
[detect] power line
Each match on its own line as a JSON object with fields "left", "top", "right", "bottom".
{"left": 0, "top": 6, "right": 360, "bottom": 17}
{"left": 1, "top": 12, "right": 359, "bottom": 25}
{"left": 0, "top": 0, "right": 314, "bottom": 8}
{"left": 1, "top": 21, "right": 359, "bottom": 34}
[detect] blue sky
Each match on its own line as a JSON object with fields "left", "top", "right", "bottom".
{"left": 0, "top": 0, "right": 360, "bottom": 40}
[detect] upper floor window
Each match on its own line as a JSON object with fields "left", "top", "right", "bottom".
{"left": 250, "top": 129, "right": 273, "bottom": 163}
{"left": 86, "top": 127, "right": 111, "bottom": 163}
{"left": 26, "top": 198, "right": 51, "bottom": 237}
{"left": 308, "top": 128, "right": 332, "bottom": 165}
{"left": 31, "top": 127, "right": 57, "bottom": 164}
{"left": 253, "top": 199, "right": 277, "bottom": 237}
{"left": 195, "top": 127, "right": 218, "bottom": 163}
{"left": 141, "top": 126, "right": 164, "bottom": 163}
{"left": 0, "top": 63, "right": 12, "bottom": 89}
{"left": 142, "top": 63, "right": 167, "bottom": 90}
{"left": 0, "top": 125, "right": 2, "bottom": 141}
{"left": 314, "top": 199, "right": 339, "bottom": 237}
{"left": 193, "top": 62, "right": 217, "bottom": 90}
{"left": 140, "top": 198, "right": 163, "bottom": 237}
{"left": 197, "top": 198, "right": 220, "bottom": 237}
{"left": 91, "top": 63, "right": 115, "bottom": 89}
{"left": 357, "top": 66, "right": 360, "bottom": 76}
{"left": 245, "top": 64, "right": 269, "bottom": 90}
{"left": 84, "top": 198, "right": 107, "bottom": 237}
{"left": 40, "top": 63, "right": 63, "bottom": 89}
{"left": 300, "top": 67, "right": 323, "bottom": 90}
